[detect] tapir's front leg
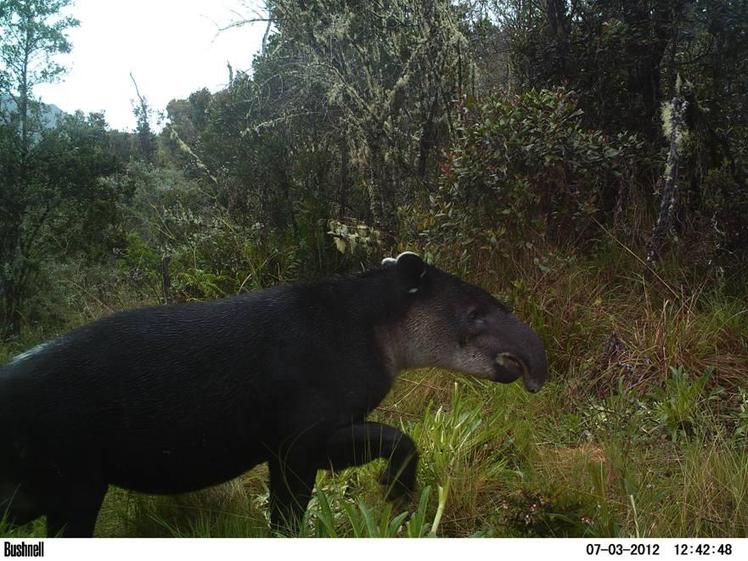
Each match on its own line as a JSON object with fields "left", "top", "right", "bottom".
{"left": 268, "top": 422, "right": 418, "bottom": 534}
{"left": 324, "top": 422, "right": 418, "bottom": 500}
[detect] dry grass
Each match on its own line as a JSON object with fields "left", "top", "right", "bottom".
{"left": 2, "top": 239, "right": 747, "bottom": 538}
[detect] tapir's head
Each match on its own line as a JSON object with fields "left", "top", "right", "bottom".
{"left": 381, "top": 252, "right": 548, "bottom": 393}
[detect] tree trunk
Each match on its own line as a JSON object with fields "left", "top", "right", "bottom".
{"left": 20, "top": 22, "right": 32, "bottom": 154}
{"left": 367, "top": 138, "right": 397, "bottom": 247}
{"left": 417, "top": 93, "right": 439, "bottom": 180}
{"left": 646, "top": 94, "right": 688, "bottom": 266}
{"left": 160, "top": 255, "right": 172, "bottom": 305}
{"left": 338, "top": 135, "right": 350, "bottom": 217}
{"left": 546, "top": 0, "right": 571, "bottom": 81}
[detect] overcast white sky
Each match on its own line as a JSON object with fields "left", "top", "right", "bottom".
{"left": 35, "top": 0, "right": 268, "bottom": 131}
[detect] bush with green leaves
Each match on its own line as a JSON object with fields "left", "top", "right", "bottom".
{"left": 0, "top": 113, "right": 124, "bottom": 337}
{"left": 432, "top": 88, "right": 640, "bottom": 250}
{"left": 117, "top": 163, "right": 306, "bottom": 303}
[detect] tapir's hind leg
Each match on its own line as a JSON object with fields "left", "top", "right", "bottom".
{"left": 1, "top": 482, "right": 45, "bottom": 528}
{"left": 324, "top": 422, "right": 418, "bottom": 500}
{"left": 45, "top": 479, "right": 108, "bottom": 537}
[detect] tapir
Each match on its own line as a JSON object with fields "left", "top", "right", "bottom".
{"left": 0, "top": 252, "right": 547, "bottom": 537}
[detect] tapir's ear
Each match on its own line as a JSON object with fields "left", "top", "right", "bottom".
{"left": 396, "top": 252, "right": 426, "bottom": 294}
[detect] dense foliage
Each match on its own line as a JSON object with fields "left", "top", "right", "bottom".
{"left": 1, "top": 0, "right": 747, "bottom": 539}
{"left": 433, "top": 88, "right": 642, "bottom": 248}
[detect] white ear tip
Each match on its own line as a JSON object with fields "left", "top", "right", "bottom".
{"left": 381, "top": 257, "right": 397, "bottom": 266}
{"left": 396, "top": 251, "right": 420, "bottom": 261}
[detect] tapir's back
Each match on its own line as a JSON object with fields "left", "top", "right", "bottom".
{"left": 3, "top": 293, "right": 275, "bottom": 402}
{"left": 0, "top": 289, "right": 309, "bottom": 492}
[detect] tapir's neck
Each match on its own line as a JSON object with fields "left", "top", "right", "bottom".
{"left": 324, "top": 269, "right": 437, "bottom": 377}
{"left": 375, "top": 325, "right": 406, "bottom": 378}
{"left": 374, "top": 312, "right": 443, "bottom": 378}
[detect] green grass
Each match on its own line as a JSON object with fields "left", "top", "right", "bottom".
{"left": 5, "top": 369, "right": 746, "bottom": 538}
{"left": 2, "top": 243, "right": 747, "bottom": 537}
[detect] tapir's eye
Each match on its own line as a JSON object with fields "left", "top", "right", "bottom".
{"left": 464, "top": 308, "right": 487, "bottom": 337}
{"left": 466, "top": 308, "right": 482, "bottom": 323}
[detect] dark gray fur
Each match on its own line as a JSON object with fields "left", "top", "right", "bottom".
{"left": 0, "top": 253, "right": 547, "bottom": 536}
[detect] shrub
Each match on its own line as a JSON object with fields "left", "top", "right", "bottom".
{"left": 431, "top": 88, "right": 641, "bottom": 252}
{"left": 118, "top": 163, "right": 302, "bottom": 303}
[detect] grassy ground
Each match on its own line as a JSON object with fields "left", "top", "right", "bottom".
{"left": 2, "top": 242, "right": 747, "bottom": 538}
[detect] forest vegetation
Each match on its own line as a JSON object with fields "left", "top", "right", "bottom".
{"left": 1, "top": 0, "right": 747, "bottom": 537}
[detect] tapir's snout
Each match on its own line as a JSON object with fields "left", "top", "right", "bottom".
{"left": 521, "top": 358, "right": 547, "bottom": 393}
{"left": 492, "top": 316, "right": 548, "bottom": 393}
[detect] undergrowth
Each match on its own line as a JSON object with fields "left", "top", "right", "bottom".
{"left": 2, "top": 241, "right": 746, "bottom": 538}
